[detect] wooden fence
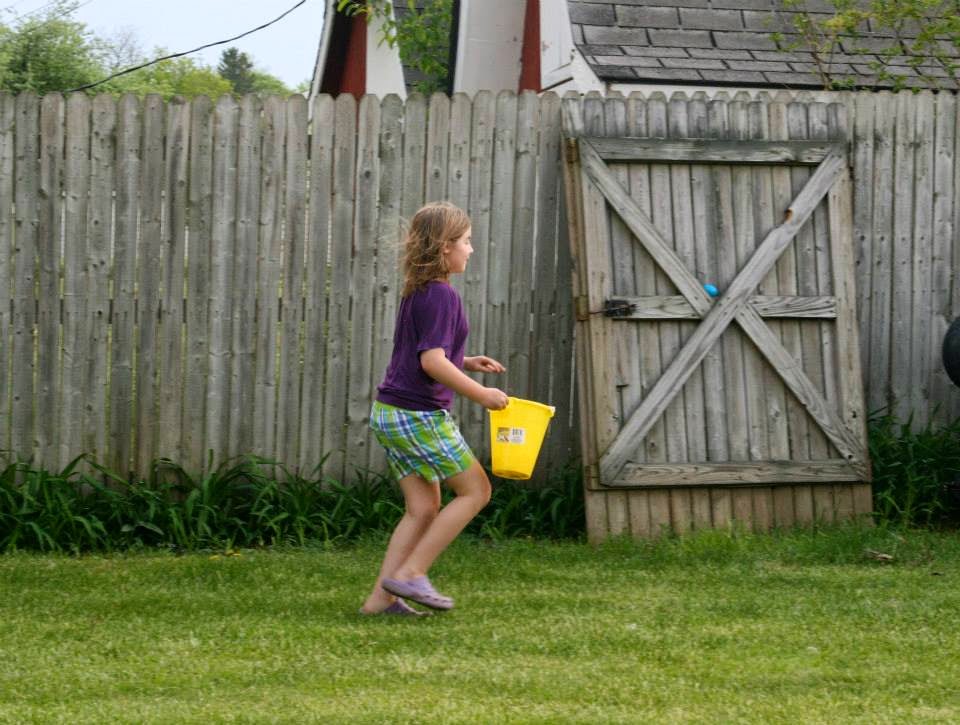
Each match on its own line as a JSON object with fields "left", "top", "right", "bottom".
{"left": 1, "top": 88, "right": 959, "bottom": 481}
{"left": 0, "top": 90, "right": 575, "bottom": 480}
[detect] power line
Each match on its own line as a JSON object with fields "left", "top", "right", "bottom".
{"left": 65, "top": 0, "right": 308, "bottom": 93}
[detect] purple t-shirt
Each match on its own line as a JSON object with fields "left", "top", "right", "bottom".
{"left": 376, "top": 281, "right": 469, "bottom": 411}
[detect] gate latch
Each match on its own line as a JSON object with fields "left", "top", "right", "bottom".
{"left": 603, "top": 298, "right": 635, "bottom": 318}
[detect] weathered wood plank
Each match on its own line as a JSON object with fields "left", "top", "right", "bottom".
{"left": 366, "top": 94, "right": 404, "bottom": 475}
{"left": 205, "top": 95, "right": 239, "bottom": 464}
{"left": 485, "top": 90, "right": 518, "bottom": 437}
{"left": 300, "top": 94, "right": 334, "bottom": 474}
{"left": 346, "top": 95, "right": 379, "bottom": 472}
{"left": 37, "top": 94, "right": 64, "bottom": 467}
{"left": 230, "top": 95, "right": 263, "bottom": 460}
{"left": 909, "top": 91, "right": 935, "bottom": 423}
{"left": 507, "top": 91, "right": 538, "bottom": 399}
{"left": 586, "top": 137, "right": 841, "bottom": 164}
{"left": 184, "top": 96, "right": 214, "bottom": 472}
{"left": 135, "top": 95, "right": 165, "bottom": 471}
{"left": 322, "top": 93, "right": 357, "bottom": 480}
{"left": 612, "top": 460, "right": 862, "bottom": 486}
{"left": 278, "top": 96, "right": 308, "bottom": 470}
{"left": 531, "top": 92, "right": 566, "bottom": 473}
{"left": 730, "top": 93, "right": 768, "bottom": 465}
{"left": 12, "top": 94, "right": 39, "bottom": 459}
{"left": 890, "top": 92, "right": 915, "bottom": 421}
{"left": 425, "top": 92, "right": 450, "bottom": 202}
{"left": 867, "top": 92, "right": 895, "bottom": 418}
{"left": 851, "top": 93, "right": 875, "bottom": 404}
{"left": 84, "top": 95, "right": 114, "bottom": 461}
{"left": 447, "top": 93, "right": 472, "bottom": 429}
{"left": 0, "top": 94, "right": 14, "bottom": 453}
{"left": 928, "top": 93, "right": 956, "bottom": 422}
{"left": 157, "top": 97, "right": 190, "bottom": 463}
{"left": 110, "top": 95, "right": 141, "bottom": 474}
{"left": 605, "top": 294, "right": 837, "bottom": 319}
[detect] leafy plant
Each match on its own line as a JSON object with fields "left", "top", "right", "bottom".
{"left": 772, "top": 0, "right": 960, "bottom": 90}
{"left": 336, "top": 0, "right": 454, "bottom": 94}
{"left": 868, "top": 411, "right": 960, "bottom": 526}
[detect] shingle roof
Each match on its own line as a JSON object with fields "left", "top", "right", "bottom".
{"left": 569, "top": 1, "right": 958, "bottom": 90}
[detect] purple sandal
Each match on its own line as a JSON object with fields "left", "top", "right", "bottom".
{"left": 381, "top": 576, "right": 454, "bottom": 611}
{"left": 359, "top": 599, "right": 430, "bottom": 617}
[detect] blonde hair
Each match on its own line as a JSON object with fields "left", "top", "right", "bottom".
{"left": 401, "top": 201, "right": 471, "bottom": 297}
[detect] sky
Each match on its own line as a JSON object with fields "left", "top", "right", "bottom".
{"left": 43, "top": 0, "right": 328, "bottom": 89}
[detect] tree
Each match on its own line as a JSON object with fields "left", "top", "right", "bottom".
{"left": 102, "top": 54, "right": 233, "bottom": 100}
{"left": 773, "top": 0, "right": 960, "bottom": 90}
{"left": 217, "top": 46, "right": 255, "bottom": 94}
{"left": 337, "top": 0, "right": 454, "bottom": 94}
{"left": 0, "top": 1, "right": 102, "bottom": 93}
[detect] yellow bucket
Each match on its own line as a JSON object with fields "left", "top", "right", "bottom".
{"left": 488, "top": 397, "right": 556, "bottom": 479}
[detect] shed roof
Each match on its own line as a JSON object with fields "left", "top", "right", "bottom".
{"left": 569, "top": 0, "right": 958, "bottom": 90}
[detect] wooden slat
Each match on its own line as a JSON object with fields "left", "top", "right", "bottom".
{"left": 365, "top": 94, "right": 404, "bottom": 475}
{"left": 0, "top": 94, "right": 14, "bottom": 453}
{"left": 586, "top": 137, "right": 841, "bottom": 164}
{"left": 613, "top": 460, "right": 861, "bottom": 487}
{"left": 707, "top": 94, "right": 736, "bottom": 527}
{"left": 425, "top": 92, "right": 450, "bottom": 202}
{"left": 300, "top": 94, "right": 334, "bottom": 474}
{"left": 447, "top": 93, "right": 472, "bottom": 430}
{"left": 253, "top": 97, "right": 286, "bottom": 463}
{"left": 110, "top": 95, "right": 142, "bottom": 474}
{"left": 606, "top": 294, "right": 837, "bottom": 319}
{"left": 184, "top": 96, "right": 214, "bottom": 472}
{"left": 909, "top": 91, "right": 935, "bottom": 423}
{"left": 321, "top": 93, "right": 357, "bottom": 480}
{"left": 278, "top": 96, "right": 308, "bottom": 470}
{"left": 84, "top": 96, "right": 115, "bottom": 462}
{"left": 230, "top": 95, "right": 263, "bottom": 459}
{"left": 890, "top": 91, "right": 915, "bottom": 422}
{"left": 530, "top": 92, "right": 565, "bottom": 472}
{"left": 851, "top": 93, "right": 875, "bottom": 411}
{"left": 136, "top": 95, "right": 165, "bottom": 471}
{"left": 206, "top": 96, "right": 239, "bottom": 463}
{"left": 157, "top": 97, "right": 190, "bottom": 463}
{"left": 485, "top": 90, "right": 518, "bottom": 445}
{"left": 507, "top": 91, "right": 538, "bottom": 399}
{"left": 37, "top": 94, "right": 64, "bottom": 467}
{"left": 464, "top": 91, "right": 494, "bottom": 453}
{"left": 867, "top": 92, "right": 895, "bottom": 418}
{"left": 346, "top": 95, "right": 379, "bottom": 472}
{"left": 928, "top": 92, "right": 957, "bottom": 422}
{"left": 11, "top": 94, "right": 39, "bottom": 460}
{"left": 60, "top": 93, "right": 90, "bottom": 463}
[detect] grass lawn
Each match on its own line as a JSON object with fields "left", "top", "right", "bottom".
{"left": 1, "top": 525, "right": 959, "bottom": 724}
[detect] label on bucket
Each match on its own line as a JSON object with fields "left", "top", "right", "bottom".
{"left": 496, "top": 427, "right": 526, "bottom": 444}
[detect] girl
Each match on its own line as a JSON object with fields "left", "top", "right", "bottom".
{"left": 360, "top": 201, "right": 508, "bottom": 616}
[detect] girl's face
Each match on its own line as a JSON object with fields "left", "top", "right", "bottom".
{"left": 443, "top": 227, "right": 473, "bottom": 275}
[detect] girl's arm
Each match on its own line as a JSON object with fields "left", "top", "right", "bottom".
{"left": 421, "top": 348, "right": 508, "bottom": 410}
{"left": 464, "top": 355, "right": 505, "bottom": 373}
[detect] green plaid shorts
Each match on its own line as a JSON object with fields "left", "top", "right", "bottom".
{"left": 369, "top": 401, "right": 476, "bottom": 484}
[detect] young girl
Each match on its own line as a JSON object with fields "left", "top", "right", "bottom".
{"left": 360, "top": 201, "right": 508, "bottom": 616}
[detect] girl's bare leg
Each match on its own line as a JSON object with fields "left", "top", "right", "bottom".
{"left": 361, "top": 474, "right": 440, "bottom": 613}
{"left": 391, "top": 460, "right": 491, "bottom": 581}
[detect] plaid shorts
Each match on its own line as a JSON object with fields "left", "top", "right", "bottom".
{"left": 369, "top": 401, "right": 476, "bottom": 484}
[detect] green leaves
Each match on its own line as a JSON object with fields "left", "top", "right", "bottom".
{"left": 0, "top": 453, "right": 586, "bottom": 552}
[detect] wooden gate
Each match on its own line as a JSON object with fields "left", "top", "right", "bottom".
{"left": 562, "top": 95, "right": 871, "bottom": 540}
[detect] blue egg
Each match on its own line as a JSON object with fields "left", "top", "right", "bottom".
{"left": 703, "top": 283, "right": 719, "bottom": 298}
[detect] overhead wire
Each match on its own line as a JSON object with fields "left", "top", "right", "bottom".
{"left": 64, "top": 0, "right": 308, "bottom": 93}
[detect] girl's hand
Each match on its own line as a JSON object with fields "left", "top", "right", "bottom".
{"left": 480, "top": 387, "right": 509, "bottom": 410}
{"left": 465, "top": 355, "right": 505, "bottom": 374}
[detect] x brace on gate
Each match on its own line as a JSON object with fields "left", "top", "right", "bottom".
{"left": 571, "top": 138, "right": 868, "bottom": 485}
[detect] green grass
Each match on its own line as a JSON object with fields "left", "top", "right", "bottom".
{"left": 2, "top": 525, "right": 959, "bottom": 723}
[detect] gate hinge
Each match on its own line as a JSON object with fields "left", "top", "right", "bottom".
{"left": 575, "top": 295, "right": 590, "bottom": 321}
